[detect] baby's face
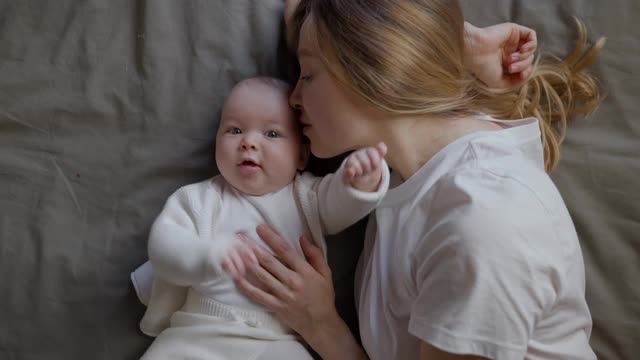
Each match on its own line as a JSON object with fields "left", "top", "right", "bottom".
{"left": 215, "top": 84, "right": 305, "bottom": 196}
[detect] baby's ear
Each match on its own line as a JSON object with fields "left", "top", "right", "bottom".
{"left": 298, "top": 142, "right": 310, "bottom": 171}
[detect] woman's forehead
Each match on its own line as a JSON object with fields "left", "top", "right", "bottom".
{"left": 297, "top": 16, "right": 319, "bottom": 57}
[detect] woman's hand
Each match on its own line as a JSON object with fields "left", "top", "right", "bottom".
{"left": 234, "top": 224, "right": 367, "bottom": 360}
{"left": 234, "top": 225, "right": 335, "bottom": 335}
{"left": 464, "top": 22, "right": 538, "bottom": 88}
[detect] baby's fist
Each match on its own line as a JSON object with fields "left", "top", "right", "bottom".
{"left": 221, "top": 233, "right": 258, "bottom": 280}
{"left": 344, "top": 142, "right": 387, "bottom": 192}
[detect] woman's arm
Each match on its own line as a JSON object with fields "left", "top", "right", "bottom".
{"left": 234, "top": 225, "right": 368, "bottom": 360}
{"left": 419, "top": 341, "right": 487, "bottom": 360}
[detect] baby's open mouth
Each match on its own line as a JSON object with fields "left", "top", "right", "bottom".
{"left": 239, "top": 160, "right": 260, "bottom": 167}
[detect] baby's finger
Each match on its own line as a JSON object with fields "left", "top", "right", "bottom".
{"left": 344, "top": 156, "right": 355, "bottom": 181}
{"left": 356, "top": 150, "right": 372, "bottom": 174}
{"left": 366, "top": 148, "right": 381, "bottom": 171}
{"left": 375, "top": 142, "right": 387, "bottom": 158}
{"left": 233, "top": 235, "right": 258, "bottom": 274}
{"left": 235, "top": 241, "right": 258, "bottom": 268}
{"left": 349, "top": 154, "right": 364, "bottom": 177}
{"left": 344, "top": 166, "right": 355, "bottom": 183}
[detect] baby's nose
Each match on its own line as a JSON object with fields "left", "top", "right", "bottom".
{"left": 240, "top": 136, "right": 258, "bottom": 150}
{"left": 241, "top": 142, "right": 257, "bottom": 150}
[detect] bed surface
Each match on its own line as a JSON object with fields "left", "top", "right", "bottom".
{"left": 1, "top": 1, "right": 637, "bottom": 359}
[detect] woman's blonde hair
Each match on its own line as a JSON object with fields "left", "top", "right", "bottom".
{"left": 291, "top": 0, "right": 605, "bottom": 172}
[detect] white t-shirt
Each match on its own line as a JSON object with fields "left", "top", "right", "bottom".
{"left": 355, "top": 116, "right": 595, "bottom": 360}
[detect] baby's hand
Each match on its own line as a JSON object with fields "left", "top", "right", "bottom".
{"left": 344, "top": 142, "right": 387, "bottom": 192}
{"left": 221, "top": 233, "right": 258, "bottom": 279}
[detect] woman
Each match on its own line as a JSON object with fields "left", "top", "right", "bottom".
{"left": 234, "top": 0, "right": 604, "bottom": 359}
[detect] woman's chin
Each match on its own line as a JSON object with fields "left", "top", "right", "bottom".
{"left": 309, "top": 143, "right": 342, "bottom": 159}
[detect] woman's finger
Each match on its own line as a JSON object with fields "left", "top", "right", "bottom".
{"left": 519, "top": 67, "right": 533, "bottom": 80}
{"left": 300, "top": 235, "right": 331, "bottom": 278}
{"left": 508, "top": 49, "right": 533, "bottom": 64}
{"left": 252, "top": 240, "right": 303, "bottom": 292}
{"left": 504, "top": 25, "right": 536, "bottom": 66}
{"left": 237, "top": 243, "right": 258, "bottom": 268}
{"left": 252, "top": 259, "right": 298, "bottom": 302}
{"left": 508, "top": 56, "right": 534, "bottom": 75}
{"left": 256, "top": 224, "right": 310, "bottom": 273}
{"left": 221, "top": 257, "right": 236, "bottom": 278}
{"left": 229, "top": 250, "right": 245, "bottom": 278}
{"left": 235, "top": 276, "right": 285, "bottom": 311}
{"left": 517, "top": 47, "right": 536, "bottom": 58}
{"left": 503, "top": 26, "right": 520, "bottom": 59}
{"left": 520, "top": 29, "right": 537, "bottom": 53}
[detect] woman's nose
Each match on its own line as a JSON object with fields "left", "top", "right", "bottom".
{"left": 289, "top": 81, "right": 303, "bottom": 110}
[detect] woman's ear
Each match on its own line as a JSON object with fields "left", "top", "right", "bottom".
{"left": 298, "top": 142, "right": 310, "bottom": 171}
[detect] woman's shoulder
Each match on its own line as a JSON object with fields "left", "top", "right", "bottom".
{"left": 426, "top": 158, "right": 563, "bottom": 217}
{"left": 413, "top": 164, "right": 574, "bottom": 267}
{"left": 419, "top": 166, "right": 551, "bottom": 236}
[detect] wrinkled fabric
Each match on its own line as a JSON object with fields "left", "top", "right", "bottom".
{"left": 0, "top": 0, "right": 638, "bottom": 359}
{"left": 0, "top": 1, "right": 291, "bottom": 359}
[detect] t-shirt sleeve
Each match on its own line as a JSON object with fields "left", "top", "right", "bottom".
{"left": 408, "top": 174, "right": 556, "bottom": 360}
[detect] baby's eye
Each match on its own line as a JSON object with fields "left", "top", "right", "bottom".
{"left": 229, "top": 128, "right": 242, "bottom": 135}
{"left": 265, "top": 130, "right": 279, "bottom": 138}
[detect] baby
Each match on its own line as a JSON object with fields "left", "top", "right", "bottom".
{"left": 131, "top": 77, "right": 389, "bottom": 360}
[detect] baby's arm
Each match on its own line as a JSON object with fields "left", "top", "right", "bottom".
{"left": 148, "top": 187, "right": 227, "bottom": 286}
{"left": 314, "top": 143, "right": 390, "bottom": 235}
